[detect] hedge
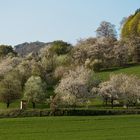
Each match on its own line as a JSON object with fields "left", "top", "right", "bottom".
{"left": 0, "top": 109, "right": 140, "bottom": 118}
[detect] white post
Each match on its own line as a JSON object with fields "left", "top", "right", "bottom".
{"left": 20, "top": 100, "right": 23, "bottom": 110}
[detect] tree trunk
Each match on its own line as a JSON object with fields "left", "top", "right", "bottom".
{"left": 7, "top": 102, "right": 10, "bottom": 108}
{"left": 133, "top": 102, "right": 136, "bottom": 107}
{"left": 105, "top": 99, "right": 108, "bottom": 106}
{"left": 127, "top": 104, "right": 129, "bottom": 109}
{"left": 32, "top": 102, "right": 36, "bottom": 109}
{"left": 111, "top": 99, "right": 114, "bottom": 109}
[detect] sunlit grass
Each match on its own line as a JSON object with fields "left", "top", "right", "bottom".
{"left": 0, "top": 115, "right": 140, "bottom": 140}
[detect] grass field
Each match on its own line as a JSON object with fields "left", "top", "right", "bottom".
{"left": 0, "top": 115, "right": 140, "bottom": 140}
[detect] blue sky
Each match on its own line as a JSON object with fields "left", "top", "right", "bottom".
{"left": 0, "top": 0, "right": 140, "bottom": 46}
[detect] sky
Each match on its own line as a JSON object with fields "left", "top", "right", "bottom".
{"left": 0, "top": 0, "right": 140, "bottom": 46}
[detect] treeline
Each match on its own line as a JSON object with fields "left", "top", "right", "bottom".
{"left": 0, "top": 9, "right": 140, "bottom": 109}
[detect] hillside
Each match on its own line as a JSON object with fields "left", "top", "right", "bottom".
{"left": 0, "top": 65, "right": 139, "bottom": 110}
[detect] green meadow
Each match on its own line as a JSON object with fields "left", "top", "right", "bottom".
{"left": 0, "top": 115, "right": 140, "bottom": 140}
{"left": 96, "top": 65, "right": 140, "bottom": 81}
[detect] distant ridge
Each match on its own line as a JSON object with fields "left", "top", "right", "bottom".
{"left": 14, "top": 41, "right": 50, "bottom": 56}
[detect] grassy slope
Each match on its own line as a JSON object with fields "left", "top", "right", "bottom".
{"left": 96, "top": 65, "right": 140, "bottom": 81}
{"left": 0, "top": 115, "right": 140, "bottom": 140}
